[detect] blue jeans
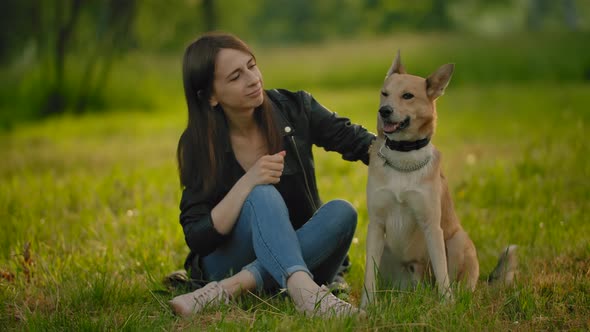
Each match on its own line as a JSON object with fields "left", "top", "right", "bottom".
{"left": 201, "top": 185, "right": 357, "bottom": 292}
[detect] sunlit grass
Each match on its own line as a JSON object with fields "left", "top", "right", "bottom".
{"left": 1, "top": 32, "right": 589, "bottom": 330}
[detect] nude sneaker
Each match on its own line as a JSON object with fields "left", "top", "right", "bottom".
{"left": 169, "top": 281, "right": 230, "bottom": 317}
{"left": 295, "top": 285, "right": 366, "bottom": 318}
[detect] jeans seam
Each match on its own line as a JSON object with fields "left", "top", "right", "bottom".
{"left": 247, "top": 198, "right": 293, "bottom": 288}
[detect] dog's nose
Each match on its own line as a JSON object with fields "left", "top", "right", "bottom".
{"left": 379, "top": 106, "right": 393, "bottom": 118}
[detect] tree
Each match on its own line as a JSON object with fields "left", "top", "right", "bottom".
{"left": 527, "top": 0, "right": 579, "bottom": 31}
{"left": 1, "top": 0, "right": 137, "bottom": 116}
{"left": 74, "top": 0, "right": 137, "bottom": 113}
{"left": 422, "top": 0, "right": 453, "bottom": 30}
{"left": 45, "top": 0, "right": 83, "bottom": 115}
{"left": 203, "top": 0, "right": 216, "bottom": 31}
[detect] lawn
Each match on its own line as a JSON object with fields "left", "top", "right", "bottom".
{"left": 1, "top": 32, "right": 589, "bottom": 331}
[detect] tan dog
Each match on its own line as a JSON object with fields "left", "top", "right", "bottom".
{"left": 361, "top": 52, "right": 516, "bottom": 307}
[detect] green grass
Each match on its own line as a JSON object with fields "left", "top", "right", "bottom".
{"left": 256, "top": 31, "right": 590, "bottom": 89}
{"left": 1, "top": 33, "right": 589, "bottom": 330}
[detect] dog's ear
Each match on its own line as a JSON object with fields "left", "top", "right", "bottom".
{"left": 426, "top": 63, "right": 454, "bottom": 100}
{"left": 386, "top": 50, "right": 406, "bottom": 78}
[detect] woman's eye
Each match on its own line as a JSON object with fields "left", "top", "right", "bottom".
{"left": 230, "top": 74, "right": 240, "bottom": 81}
{"left": 381, "top": 91, "right": 389, "bottom": 97}
{"left": 402, "top": 93, "right": 414, "bottom": 100}
{"left": 248, "top": 63, "right": 257, "bottom": 69}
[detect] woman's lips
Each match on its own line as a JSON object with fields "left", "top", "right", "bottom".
{"left": 246, "top": 87, "right": 262, "bottom": 97}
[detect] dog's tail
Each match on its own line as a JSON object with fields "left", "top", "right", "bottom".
{"left": 487, "top": 245, "right": 518, "bottom": 285}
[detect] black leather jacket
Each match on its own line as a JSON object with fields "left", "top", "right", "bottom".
{"left": 179, "top": 88, "right": 375, "bottom": 283}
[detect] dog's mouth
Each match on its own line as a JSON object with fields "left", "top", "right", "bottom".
{"left": 382, "top": 116, "right": 410, "bottom": 134}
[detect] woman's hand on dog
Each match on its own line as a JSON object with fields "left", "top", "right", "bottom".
{"left": 244, "top": 151, "right": 286, "bottom": 187}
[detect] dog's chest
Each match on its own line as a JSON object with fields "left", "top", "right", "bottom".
{"left": 368, "top": 168, "right": 428, "bottom": 241}
{"left": 368, "top": 144, "right": 436, "bottom": 256}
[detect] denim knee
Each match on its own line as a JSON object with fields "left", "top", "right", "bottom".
{"left": 248, "top": 184, "right": 280, "bottom": 198}
{"left": 323, "top": 199, "right": 357, "bottom": 236}
{"left": 245, "top": 185, "right": 288, "bottom": 215}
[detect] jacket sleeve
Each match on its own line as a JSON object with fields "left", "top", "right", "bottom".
{"left": 302, "top": 91, "right": 376, "bottom": 165}
{"left": 179, "top": 187, "right": 228, "bottom": 257}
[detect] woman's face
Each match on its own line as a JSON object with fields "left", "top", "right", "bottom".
{"left": 210, "top": 48, "right": 264, "bottom": 114}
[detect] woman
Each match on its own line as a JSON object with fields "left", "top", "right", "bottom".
{"left": 169, "top": 32, "right": 375, "bottom": 318}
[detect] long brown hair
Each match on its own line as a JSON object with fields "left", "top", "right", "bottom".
{"left": 177, "top": 32, "right": 282, "bottom": 193}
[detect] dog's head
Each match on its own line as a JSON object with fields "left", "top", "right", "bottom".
{"left": 377, "top": 51, "right": 454, "bottom": 141}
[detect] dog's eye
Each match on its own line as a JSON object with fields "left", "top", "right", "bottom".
{"left": 381, "top": 91, "right": 389, "bottom": 97}
{"left": 402, "top": 93, "right": 414, "bottom": 100}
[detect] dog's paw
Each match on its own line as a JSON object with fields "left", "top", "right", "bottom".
{"left": 441, "top": 291, "right": 455, "bottom": 305}
{"left": 360, "top": 293, "right": 371, "bottom": 309}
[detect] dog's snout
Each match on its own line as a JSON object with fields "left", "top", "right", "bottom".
{"left": 379, "top": 106, "right": 393, "bottom": 118}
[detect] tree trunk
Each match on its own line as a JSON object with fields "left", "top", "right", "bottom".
{"left": 75, "top": 0, "right": 136, "bottom": 113}
{"left": 203, "top": 0, "right": 216, "bottom": 31}
{"left": 563, "top": 0, "right": 578, "bottom": 31}
{"left": 527, "top": 0, "right": 545, "bottom": 31}
{"left": 422, "top": 0, "right": 452, "bottom": 30}
{"left": 46, "top": 0, "right": 82, "bottom": 115}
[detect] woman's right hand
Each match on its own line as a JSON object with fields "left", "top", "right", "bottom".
{"left": 244, "top": 150, "right": 286, "bottom": 187}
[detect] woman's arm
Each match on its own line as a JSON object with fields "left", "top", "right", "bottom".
{"left": 211, "top": 151, "right": 286, "bottom": 234}
{"left": 180, "top": 189, "right": 226, "bottom": 257}
{"left": 208, "top": 174, "right": 256, "bottom": 234}
{"left": 181, "top": 151, "right": 286, "bottom": 255}
{"left": 304, "top": 92, "right": 376, "bottom": 164}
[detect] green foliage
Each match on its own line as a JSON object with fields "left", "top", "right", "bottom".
{"left": 0, "top": 1, "right": 34, "bottom": 63}
{"left": 1, "top": 33, "right": 589, "bottom": 330}
{"left": 0, "top": 52, "right": 164, "bottom": 130}
{"left": 3, "top": 0, "right": 590, "bottom": 122}
{"left": 0, "top": 0, "right": 137, "bottom": 117}
{"left": 148, "top": 0, "right": 590, "bottom": 48}
{"left": 257, "top": 31, "right": 590, "bottom": 91}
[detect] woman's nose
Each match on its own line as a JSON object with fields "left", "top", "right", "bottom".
{"left": 245, "top": 69, "right": 260, "bottom": 85}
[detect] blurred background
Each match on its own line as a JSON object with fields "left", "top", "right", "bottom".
{"left": 0, "top": 0, "right": 589, "bottom": 127}
{"left": 1, "top": 2, "right": 589, "bottom": 329}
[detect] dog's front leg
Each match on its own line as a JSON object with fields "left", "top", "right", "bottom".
{"left": 423, "top": 217, "right": 452, "bottom": 300}
{"left": 361, "top": 220, "right": 386, "bottom": 308}
{"left": 407, "top": 191, "right": 452, "bottom": 300}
